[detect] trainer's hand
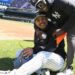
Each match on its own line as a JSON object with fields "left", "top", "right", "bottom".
{"left": 53, "top": 29, "right": 65, "bottom": 37}
{"left": 22, "top": 48, "right": 33, "bottom": 57}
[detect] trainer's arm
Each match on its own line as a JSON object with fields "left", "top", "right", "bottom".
{"left": 62, "top": 11, "right": 75, "bottom": 32}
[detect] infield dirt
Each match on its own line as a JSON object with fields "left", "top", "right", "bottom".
{"left": 0, "top": 19, "right": 34, "bottom": 40}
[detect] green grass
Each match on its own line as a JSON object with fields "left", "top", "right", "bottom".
{"left": 0, "top": 40, "right": 34, "bottom": 70}
{"left": 73, "top": 59, "right": 75, "bottom": 74}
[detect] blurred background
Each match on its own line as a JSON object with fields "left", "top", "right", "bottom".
{"left": 0, "top": 0, "right": 36, "bottom": 22}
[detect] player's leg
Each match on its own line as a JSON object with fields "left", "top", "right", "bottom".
{"left": 0, "top": 51, "right": 64, "bottom": 75}
{"left": 42, "top": 52, "right": 65, "bottom": 71}
{"left": 0, "top": 51, "right": 44, "bottom": 75}
{"left": 13, "top": 49, "right": 33, "bottom": 69}
{"left": 13, "top": 50, "right": 23, "bottom": 69}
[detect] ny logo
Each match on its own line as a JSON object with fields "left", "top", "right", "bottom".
{"left": 52, "top": 11, "right": 61, "bottom": 19}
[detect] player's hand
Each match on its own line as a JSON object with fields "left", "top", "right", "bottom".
{"left": 22, "top": 48, "right": 33, "bottom": 57}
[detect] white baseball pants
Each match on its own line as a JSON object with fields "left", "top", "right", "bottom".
{"left": 10, "top": 51, "right": 64, "bottom": 75}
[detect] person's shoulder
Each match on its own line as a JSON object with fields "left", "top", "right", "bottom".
{"left": 47, "top": 0, "right": 54, "bottom": 4}
{"left": 62, "top": 0, "right": 75, "bottom": 7}
{"left": 48, "top": 0, "right": 75, "bottom": 7}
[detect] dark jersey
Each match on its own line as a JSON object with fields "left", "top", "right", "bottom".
{"left": 43, "top": 0, "right": 75, "bottom": 32}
